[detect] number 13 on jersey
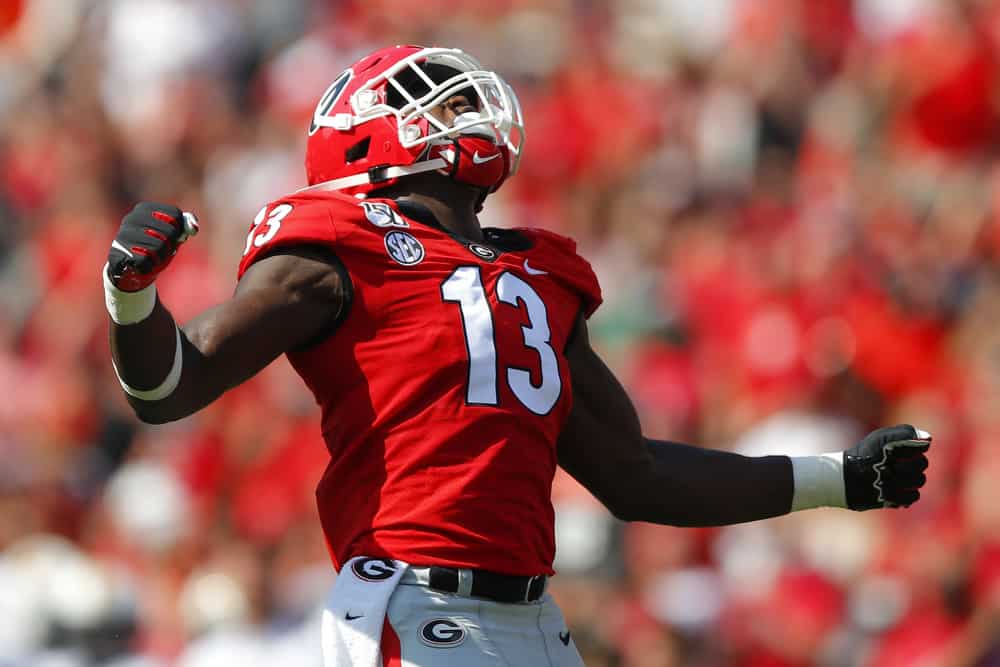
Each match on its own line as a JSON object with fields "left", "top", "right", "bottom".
{"left": 244, "top": 204, "right": 294, "bottom": 255}
{"left": 441, "top": 266, "right": 561, "bottom": 415}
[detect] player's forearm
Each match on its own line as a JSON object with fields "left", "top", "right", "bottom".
{"left": 110, "top": 293, "right": 293, "bottom": 423}
{"left": 621, "top": 438, "right": 793, "bottom": 526}
{"left": 107, "top": 287, "right": 242, "bottom": 424}
{"left": 109, "top": 299, "right": 205, "bottom": 424}
{"left": 110, "top": 297, "right": 175, "bottom": 387}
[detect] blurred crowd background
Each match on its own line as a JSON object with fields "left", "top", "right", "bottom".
{"left": 2, "top": 0, "right": 1000, "bottom": 665}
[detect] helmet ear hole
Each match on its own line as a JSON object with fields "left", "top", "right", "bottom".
{"left": 345, "top": 137, "right": 371, "bottom": 164}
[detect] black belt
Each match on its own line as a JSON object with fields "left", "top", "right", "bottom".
{"left": 427, "top": 566, "right": 547, "bottom": 603}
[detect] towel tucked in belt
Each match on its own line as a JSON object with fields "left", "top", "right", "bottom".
{"left": 322, "top": 556, "right": 408, "bottom": 667}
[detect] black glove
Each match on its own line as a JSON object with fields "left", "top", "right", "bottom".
{"left": 844, "top": 424, "right": 931, "bottom": 510}
{"left": 108, "top": 202, "right": 198, "bottom": 292}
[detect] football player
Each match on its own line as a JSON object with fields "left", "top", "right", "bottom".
{"left": 105, "top": 46, "right": 931, "bottom": 666}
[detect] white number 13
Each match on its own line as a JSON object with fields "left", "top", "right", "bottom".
{"left": 244, "top": 204, "right": 293, "bottom": 255}
{"left": 441, "top": 266, "right": 561, "bottom": 415}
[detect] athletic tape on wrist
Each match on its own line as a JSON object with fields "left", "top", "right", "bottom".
{"left": 103, "top": 263, "right": 157, "bottom": 325}
{"left": 113, "top": 325, "right": 183, "bottom": 401}
{"left": 790, "top": 453, "right": 846, "bottom": 511}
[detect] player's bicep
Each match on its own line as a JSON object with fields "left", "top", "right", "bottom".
{"left": 557, "top": 314, "right": 654, "bottom": 518}
{"left": 195, "top": 246, "right": 347, "bottom": 365}
{"left": 233, "top": 245, "right": 350, "bottom": 346}
{"left": 143, "top": 247, "right": 349, "bottom": 420}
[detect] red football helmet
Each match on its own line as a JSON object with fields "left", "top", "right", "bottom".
{"left": 303, "top": 45, "right": 524, "bottom": 201}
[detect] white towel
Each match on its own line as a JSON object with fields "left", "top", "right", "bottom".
{"left": 322, "top": 557, "right": 408, "bottom": 667}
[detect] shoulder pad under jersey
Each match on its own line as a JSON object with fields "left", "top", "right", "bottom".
{"left": 236, "top": 191, "right": 375, "bottom": 279}
{"left": 514, "top": 227, "right": 603, "bottom": 318}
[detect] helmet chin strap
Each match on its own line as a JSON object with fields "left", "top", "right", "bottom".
{"left": 300, "top": 147, "right": 505, "bottom": 200}
{"left": 296, "top": 158, "right": 450, "bottom": 194}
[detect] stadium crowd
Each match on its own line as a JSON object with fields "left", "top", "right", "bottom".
{"left": 2, "top": 0, "right": 1000, "bottom": 665}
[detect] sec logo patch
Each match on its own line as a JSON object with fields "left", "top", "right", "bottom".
{"left": 385, "top": 230, "right": 425, "bottom": 266}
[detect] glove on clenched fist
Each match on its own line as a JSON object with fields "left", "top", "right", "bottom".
{"left": 108, "top": 202, "right": 199, "bottom": 292}
{"left": 845, "top": 424, "right": 931, "bottom": 510}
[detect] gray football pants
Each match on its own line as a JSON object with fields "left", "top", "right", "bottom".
{"left": 379, "top": 571, "right": 585, "bottom": 667}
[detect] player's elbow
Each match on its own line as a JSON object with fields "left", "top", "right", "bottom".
{"left": 572, "top": 456, "right": 664, "bottom": 523}
{"left": 597, "top": 472, "right": 690, "bottom": 525}
{"left": 599, "top": 489, "right": 653, "bottom": 523}
{"left": 605, "top": 496, "right": 692, "bottom": 526}
{"left": 607, "top": 501, "right": 641, "bottom": 523}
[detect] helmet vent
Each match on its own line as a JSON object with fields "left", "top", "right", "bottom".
{"left": 359, "top": 56, "right": 384, "bottom": 73}
{"left": 345, "top": 137, "right": 371, "bottom": 164}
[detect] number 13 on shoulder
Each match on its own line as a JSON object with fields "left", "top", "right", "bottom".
{"left": 244, "top": 204, "right": 293, "bottom": 255}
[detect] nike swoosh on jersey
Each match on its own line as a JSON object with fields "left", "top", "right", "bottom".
{"left": 523, "top": 259, "right": 548, "bottom": 275}
{"left": 472, "top": 151, "right": 501, "bottom": 164}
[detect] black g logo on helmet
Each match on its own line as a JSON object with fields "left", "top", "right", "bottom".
{"left": 309, "top": 69, "right": 353, "bottom": 136}
{"left": 419, "top": 619, "right": 466, "bottom": 647}
{"left": 350, "top": 558, "right": 398, "bottom": 582}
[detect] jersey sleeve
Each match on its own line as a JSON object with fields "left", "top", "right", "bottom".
{"left": 521, "top": 228, "right": 603, "bottom": 318}
{"left": 236, "top": 195, "right": 343, "bottom": 280}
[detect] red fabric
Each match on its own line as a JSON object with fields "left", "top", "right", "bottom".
{"left": 239, "top": 191, "right": 602, "bottom": 575}
{"left": 0, "top": 0, "right": 24, "bottom": 34}
{"left": 380, "top": 616, "right": 401, "bottom": 667}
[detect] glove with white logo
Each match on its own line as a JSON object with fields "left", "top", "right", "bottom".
{"left": 844, "top": 424, "right": 931, "bottom": 510}
{"left": 107, "top": 202, "right": 199, "bottom": 292}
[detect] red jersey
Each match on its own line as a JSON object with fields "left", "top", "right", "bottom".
{"left": 237, "top": 191, "right": 601, "bottom": 575}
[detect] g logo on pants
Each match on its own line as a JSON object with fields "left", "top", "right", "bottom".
{"left": 351, "top": 558, "right": 398, "bottom": 582}
{"left": 419, "top": 619, "right": 466, "bottom": 647}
